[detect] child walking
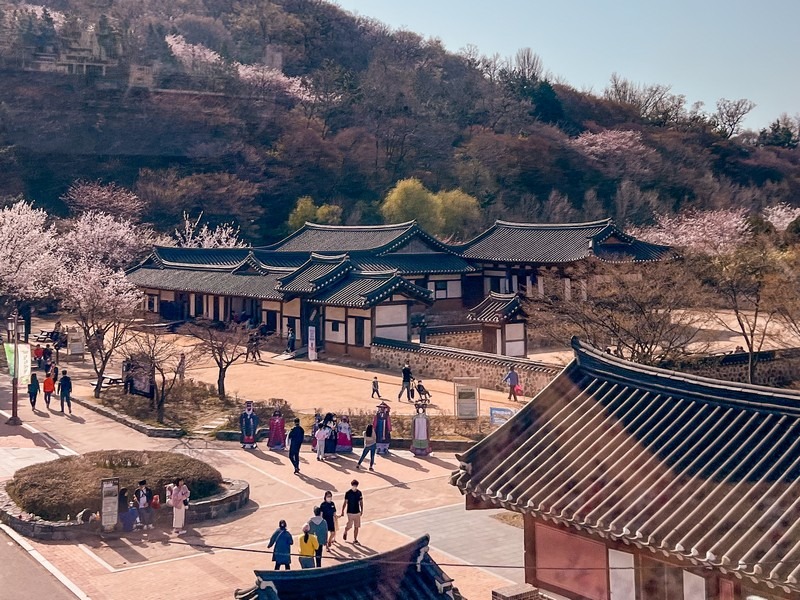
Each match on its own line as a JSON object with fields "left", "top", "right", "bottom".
{"left": 371, "top": 377, "right": 382, "bottom": 399}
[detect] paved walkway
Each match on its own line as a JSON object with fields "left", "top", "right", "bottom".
{"left": 0, "top": 341, "right": 519, "bottom": 600}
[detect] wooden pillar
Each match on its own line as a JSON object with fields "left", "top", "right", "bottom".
{"left": 523, "top": 514, "right": 537, "bottom": 586}
{"left": 344, "top": 307, "right": 349, "bottom": 354}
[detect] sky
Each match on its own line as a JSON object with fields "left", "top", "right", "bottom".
{"left": 332, "top": 0, "right": 799, "bottom": 130}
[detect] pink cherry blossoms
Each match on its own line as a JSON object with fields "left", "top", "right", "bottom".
{"left": 631, "top": 208, "right": 752, "bottom": 255}
{"left": 165, "top": 34, "right": 309, "bottom": 100}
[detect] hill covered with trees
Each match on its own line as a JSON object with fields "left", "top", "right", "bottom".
{"left": 0, "top": 0, "right": 798, "bottom": 243}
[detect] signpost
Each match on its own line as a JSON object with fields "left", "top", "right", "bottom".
{"left": 453, "top": 377, "right": 480, "bottom": 420}
{"left": 490, "top": 407, "right": 516, "bottom": 426}
{"left": 308, "top": 325, "right": 317, "bottom": 361}
{"left": 100, "top": 478, "right": 120, "bottom": 532}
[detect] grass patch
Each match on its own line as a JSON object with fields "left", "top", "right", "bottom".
{"left": 99, "top": 380, "right": 235, "bottom": 431}
{"left": 7, "top": 450, "right": 223, "bottom": 521}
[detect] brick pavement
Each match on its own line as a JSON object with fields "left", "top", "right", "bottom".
{"left": 0, "top": 357, "right": 516, "bottom": 600}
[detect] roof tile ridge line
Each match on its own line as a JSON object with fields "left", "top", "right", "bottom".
{"left": 493, "top": 218, "right": 614, "bottom": 228}
{"left": 373, "top": 222, "right": 457, "bottom": 256}
{"left": 276, "top": 253, "right": 350, "bottom": 283}
{"left": 573, "top": 338, "right": 800, "bottom": 404}
{"left": 305, "top": 220, "right": 417, "bottom": 231}
{"left": 231, "top": 251, "right": 270, "bottom": 273}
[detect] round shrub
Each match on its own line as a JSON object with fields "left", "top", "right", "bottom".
{"left": 7, "top": 450, "right": 223, "bottom": 522}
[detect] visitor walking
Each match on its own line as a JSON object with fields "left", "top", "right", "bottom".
{"left": 42, "top": 373, "right": 54, "bottom": 408}
{"left": 308, "top": 506, "right": 328, "bottom": 567}
{"left": 371, "top": 376, "right": 382, "bottom": 398}
{"left": 320, "top": 491, "right": 337, "bottom": 549}
{"left": 286, "top": 328, "right": 296, "bottom": 353}
{"left": 315, "top": 424, "right": 329, "bottom": 461}
{"left": 341, "top": 479, "right": 363, "bottom": 545}
{"left": 298, "top": 524, "right": 319, "bottom": 569}
{"left": 170, "top": 478, "right": 190, "bottom": 535}
{"left": 287, "top": 418, "right": 305, "bottom": 474}
{"left": 267, "top": 520, "right": 293, "bottom": 570}
{"left": 397, "top": 362, "right": 413, "bottom": 401}
{"left": 134, "top": 480, "right": 154, "bottom": 530}
{"left": 42, "top": 344, "right": 53, "bottom": 367}
{"left": 356, "top": 424, "right": 377, "bottom": 471}
{"left": 28, "top": 373, "right": 40, "bottom": 410}
{"left": 502, "top": 365, "right": 520, "bottom": 402}
{"left": 57, "top": 370, "right": 72, "bottom": 414}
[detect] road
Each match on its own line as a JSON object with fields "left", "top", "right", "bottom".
{"left": 0, "top": 528, "right": 76, "bottom": 600}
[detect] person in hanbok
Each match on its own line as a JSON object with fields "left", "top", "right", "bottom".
{"left": 373, "top": 402, "right": 392, "bottom": 454}
{"left": 267, "top": 410, "right": 286, "bottom": 451}
{"left": 336, "top": 415, "right": 353, "bottom": 453}
{"left": 239, "top": 401, "right": 260, "bottom": 449}
{"left": 310, "top": 413, "right": 323, "bottom": 453}
{"left": 322, "top": 412, "right": 338, "bottom": 458}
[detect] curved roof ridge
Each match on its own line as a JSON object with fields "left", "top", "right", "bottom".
{"left": 308, "top": 252, "right": 350, "bottom": 262}
{"left": 572, "top": 337, "right": 800, "bottom": 413}
{"left": 303, "top": 220, "right": 417, "bottom": 230}
{"left": 494, "top": 218, "right": 613, "bottom": 229}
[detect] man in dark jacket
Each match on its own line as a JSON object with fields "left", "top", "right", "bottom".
{"left": 58, "top": 370, "right": 72, "bottom": 414}
{"left": 287, "top": 418, "right": 305, "bottom": 474}
{"left": 397, "top": 363, "right": 413, "bottom": 401}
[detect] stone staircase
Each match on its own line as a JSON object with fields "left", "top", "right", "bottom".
{"left": 192, "top": 416, "right": 228, "bottom": 437}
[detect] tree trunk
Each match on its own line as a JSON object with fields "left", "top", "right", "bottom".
{"left": 157, "top": 395, "right": 165, "bottom": 424}
{"left": 217, "top": 366, "right": 227, "bottom": 400}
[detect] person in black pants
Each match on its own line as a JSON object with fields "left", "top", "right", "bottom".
{"left": 397, "top": 363, "right": 413, "bottom": 401}
{"left": 287, "top": 418, "right": 305, "bottom": 474}
{"left": 58, "top": 370, "right": 72, "bottom": 414}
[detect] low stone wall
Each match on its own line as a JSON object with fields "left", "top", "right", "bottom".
{"left": 425, "top": 324, "right": 483, "bottom": 352}
{"left": 71, "top": 396, "right": 185, "bottom": 438}
{"left": 661, "top": 348, "right": 800, "bottom": 387}
{"left": 0, "top": 478, "right": 249, "bottom": 540}
{"left": 371, "top": 337, "right": 562, "bottom": 395}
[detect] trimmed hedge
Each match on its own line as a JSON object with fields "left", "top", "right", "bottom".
{"left": 7, "top": 450, "right": 223, "bottom": 522}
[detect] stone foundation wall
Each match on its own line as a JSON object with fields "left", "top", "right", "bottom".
{"left": 662, "top": 348, "right": 800, "bottom": 387}
{"left": 371, "top": 338, "right": 561, "bottom": 395}
{"left": 425, "top": 325, "right": 483, "bottom": 352}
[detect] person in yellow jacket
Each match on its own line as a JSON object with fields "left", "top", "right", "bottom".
{"left": 298, "top": 523, "right": 320, "bottom": 569}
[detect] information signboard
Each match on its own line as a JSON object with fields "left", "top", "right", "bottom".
{"left": 100, "top": 477, "right": 120, "bottom": 532}
{"left": 453, "top": 377, "right": 480, "bottom": 420}
{"left": 308, "top": 325, "right": 317, "bottom": 361}
{"left": 490, "top": 407, "right": 516, "bottom": 426}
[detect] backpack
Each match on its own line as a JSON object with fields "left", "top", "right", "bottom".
{"left": 151, "top": 494, "right": 161, "bottom": 510}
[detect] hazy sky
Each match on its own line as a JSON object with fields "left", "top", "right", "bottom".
{"left": 333, "top": 0, "right": 799, "bottom": 130}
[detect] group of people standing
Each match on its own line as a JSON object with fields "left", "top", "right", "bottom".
{"left": 267, "top": 482, "right": 364, "bottom": 570}
{"left": 28, "top": 343, "right": 72, "bottom": 413}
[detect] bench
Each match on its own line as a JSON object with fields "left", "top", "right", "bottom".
{"left": 34, "top": 329, "right": 56, "bottom": 343}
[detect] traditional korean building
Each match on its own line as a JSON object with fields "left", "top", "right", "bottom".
{"left": 233, "top": 535, "right": 461, "bottom": 600}
{"left": 466, "top": 292, "right": 527, "bottom": 356}
{"left": 452, "top": 219, "right": 672, "bottom": 303}
{"left": 126, "top": 218, "right": 670, "bottom": 356}
{"left": 452, "top": 338, "right": 800, "bottom": 600}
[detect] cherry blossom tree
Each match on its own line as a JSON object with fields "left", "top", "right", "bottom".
{"left": 631, "top": 208, "right": 752, "bottom": 255}
{"left": 62, "top": 181, "right": 145, "bottom": 222}
{"left": 172, "top": 211, "right": 249, "bottom": 248}
{"left": 55, "top": 262, "right": 143, "bottom": 398}
{"left": 61, "top": 211, "right": 161, "bottom": 270}
{"left": 0, "top": 199, "right": 59, "bottom": 311}
{"left": 763, "top": 203, "right": 800, "bottom": 233}
{"left": 569, "top": 130, "right": 655, "bottom": 179}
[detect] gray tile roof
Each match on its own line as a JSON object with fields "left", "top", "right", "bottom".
{"left": 235, "top": 535, "right": 461, "bottom": 600}
{"left": 275, "top": 254, "right": 352, "bottom": 294}
{"left": 467, "top": 292, "right": 525, "bottom": 323}
{"left": 263, "top": 221, "right": 418, "bottom": 253}
{"left": 308, "top": 271, "right": 433, "bottom": 308}
{"left": 152, "top": 247, "right": 251, "bottom": 269}
{"left": 127, "top": 267, "right": 284, "bottom": 300}
{"left": 452, "top": 338, "right": 800, "bottom": 593}
{"left": 454, "top": 219, "right": 672, "bottom": 264}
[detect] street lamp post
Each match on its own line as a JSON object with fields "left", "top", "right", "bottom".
{"left": 5, "top": 312, "right": 21, "bottom": 426}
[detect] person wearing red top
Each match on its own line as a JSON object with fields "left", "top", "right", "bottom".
{"left": 42, "top": 375, "right": 55, "bottom": 408}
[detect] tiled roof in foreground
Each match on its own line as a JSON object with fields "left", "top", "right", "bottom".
{"left": 454, "top": 219, "right": 673, "bottom": 263}
{"left": 308, "top": 271, "right": 433, "bottom": 308}
{"left": 467, "top": 292, "right": 525, "bottom": 323}
{"left": 127, "top": 267, "right": 285, "bottom": 300}
{"left": 452, "top": 338, "right": 800, "bottom": 593}
{"left": 234, "top": 535, "right": 461, "bottom": 600}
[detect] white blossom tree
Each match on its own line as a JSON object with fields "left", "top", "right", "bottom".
{"left": 172, "top": 211, "right": 249, "bottom": 248}
{"left": 631, "top": 208, "right": 752, "bottom": 255}
{"left": 55, "top": 262, "right": 143, "bottom": 398}
{"left": 763, "top": 203, "right": 800, "bottom": 233}
{"left": 61, "top": 211, "right": 160, "bottom": 270}
{"left": 0, "top": 199, "right": 59, "bottom": 312}
{"left": 62, "top": 181, "right": 146, "bottom": 222}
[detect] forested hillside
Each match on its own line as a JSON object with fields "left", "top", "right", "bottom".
{"left": 0, "top": 0, "right": 798, "bottom": 243}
